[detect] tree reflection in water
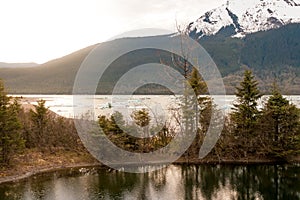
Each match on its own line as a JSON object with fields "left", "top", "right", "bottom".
{"left": 0, "top": 164, "right": 299, "bottom": 200}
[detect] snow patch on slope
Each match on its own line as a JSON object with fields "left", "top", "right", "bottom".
{"left": 189, "top": 0, "right": 300, "bottom": 38}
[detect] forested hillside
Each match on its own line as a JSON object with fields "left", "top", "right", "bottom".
{"left": 0, "top": 24, "right": 299, "bottom": 94}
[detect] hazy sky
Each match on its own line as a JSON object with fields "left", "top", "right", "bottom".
{"left": 0, "top": 0, "right": 225, "bottom": 63}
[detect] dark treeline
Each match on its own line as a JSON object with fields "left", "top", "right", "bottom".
{"left": 97, "top": 70, "right": 300, "bottom": 161}
{"left": 0, "top": 80, "right": 86, "bottom": 167}
{"left": 215, "top": 70, "right": 300, "bottom": 160}
{"left": 1, "top": 69, "right": 300, "bottom": 167}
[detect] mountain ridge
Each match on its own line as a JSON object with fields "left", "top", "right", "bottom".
{"left": 0, "top": 23, "right": 299, "bottom": 94}
{"left": 188, "top": 0, "right": 300, "bottom": 39}
{"left": 0, "top": 1, "right": 300, "bottom": 94}
{"left": 0, "top": 62, "right": 39, "bottom": 68}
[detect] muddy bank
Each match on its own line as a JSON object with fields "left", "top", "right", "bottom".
{"left": 1, "top": 151, "right": 300, "bottom": 185}
{"left": 0, "top": 150, "right": 99, "bottom": 184}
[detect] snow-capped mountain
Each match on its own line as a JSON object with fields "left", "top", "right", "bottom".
{"left": 188, "top": 0, "right": 300, "bottom": 39}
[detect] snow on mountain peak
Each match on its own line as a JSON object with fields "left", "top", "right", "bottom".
{"left": 188, "top": 0, "right": 300, "bottom": 39}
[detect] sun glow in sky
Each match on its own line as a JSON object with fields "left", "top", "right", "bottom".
{"left": 0, "top": 0, "right": 224, "bottom": 64}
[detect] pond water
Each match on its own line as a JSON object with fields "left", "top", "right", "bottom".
{"left": 0, "top": 164, "right": 299, "bottom": 200}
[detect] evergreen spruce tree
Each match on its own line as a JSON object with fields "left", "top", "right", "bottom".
{"left": 260, "top": 85, "right": 300, "bottom": 158}
{"left": 131, "top": 109, "right": 151, "bottom": 151}
{"left": 188, "top": 68, "right": 207, "bottom": 97}
{"left": 231, "top": 70, "right": 262, "bottom": 156}
{"left": 186, "top": 68, "right": 211, "bottom": 156}
{"left": 30, "top": 99, "right": 49, "bottom": 148}
{"left": 109, "top": 111, "right": 125, "bottom": 134}
{"left": 0, "top": 81, "right": 24, "bottom": 165}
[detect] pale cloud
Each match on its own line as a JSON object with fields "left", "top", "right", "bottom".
{"left": 0, "top": 0, "right": 224, "bottom": 63}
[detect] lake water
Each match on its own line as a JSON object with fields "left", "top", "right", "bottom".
{"left": 0, "top": 164, "right": 299, "bottom": 200}
{"left": 11, "top": 95, "right": 300, "bottom": 119}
